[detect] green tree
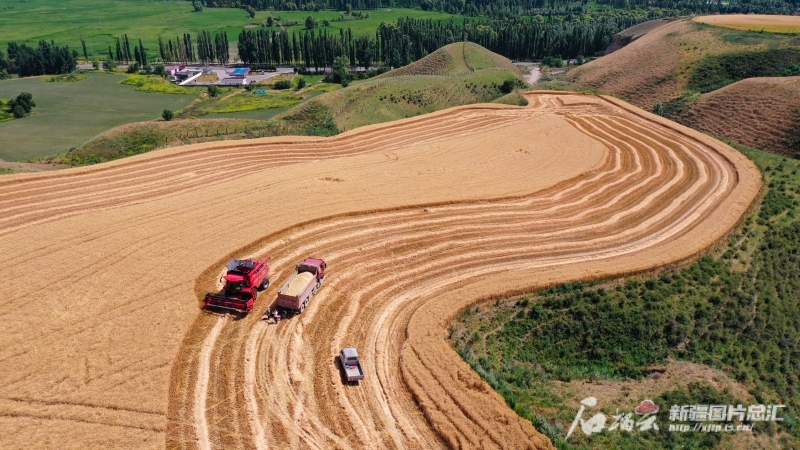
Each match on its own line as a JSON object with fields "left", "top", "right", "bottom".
{"left": 305, "top": 16, "right": 317, "bottom": 30}
{"left": 207, "top": 85, "right": 221, "bottom": 97}
{"left": 80, "top": 36, "right": 88, "bottom": 61}
{"left": 266, "top": 16, "right": 275, "bottom": 27}
{"left": 153, "top": 64, "right": 166, "bottom": 77}
{"left": 11, "top": 104, "right": 25, "bottom": 118}
{"left": 193, "top": 0, "right": 203, "bottom": 12}
{"left": 296, "top": 76, "right": 306, "bottom": 89}
{"left": 14, "top": 92, "right": 34, "bottom": 113}
{"left": 104, "top": 60, "right": 117, "bottom": 71}
{"left": 9, "top": 92, "right": 35, "bottom": 118}
{"left": 91, "top": 60, "right": 100, "bottom": 70}
{"left": 245, "top": 5, "right": 256, "bottom": 18}
{"left": 500, "top": 79, "right": 519, "bottom": 94}
{"left": 162, "top": 109, "right": 174, "bottom": 121}
{"left": 331, "top": 55, "right": 350, "bottom": 84}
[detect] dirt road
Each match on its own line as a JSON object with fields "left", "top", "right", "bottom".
{"left": 0, "top": 93, "right": 759, "bottom": 449}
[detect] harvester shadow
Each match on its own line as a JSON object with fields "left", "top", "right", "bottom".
{"left": 202, "top": 306, "right": 248, "bottom": 321}
{"left": 333, "top": 356, "right": 360, "bottom": 386}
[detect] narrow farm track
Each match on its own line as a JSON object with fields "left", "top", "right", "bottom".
{"left": 165, "top": 94, "right": 759, "bottom": 449}
{"left": 0, "top": 93, "right": 759, "bottom": 450}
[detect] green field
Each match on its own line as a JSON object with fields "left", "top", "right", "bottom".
{"left": 262, "top": 9, "right": 465, "bottom": 37}
{"left": 0, "top": 0, "right": 463, "bottom": 61}
{"left": 0, "top": 73, "right": 195, "bottom": 160}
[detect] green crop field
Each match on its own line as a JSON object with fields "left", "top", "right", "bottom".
{"left": 262, "top": 9, "right": 465, "bottom": 37}
{"left": 0, "top": 73, "right": 196, "bottom": 161}
{"left": 0, "top": 0, "right": 463, "bottom": 61}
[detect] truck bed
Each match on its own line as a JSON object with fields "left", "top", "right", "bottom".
{"left": 343, "top": 361, "right": 364, "bottom": 382}
{"left": 282, "top": 272, "right": 315, "bottom": 296}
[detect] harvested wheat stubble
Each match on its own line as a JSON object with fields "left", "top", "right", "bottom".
{"left": 0, "top": 92, "right": 759, "bottom": 450}
{"left": 694, "top": 14, "right": 800, "bottom": 33}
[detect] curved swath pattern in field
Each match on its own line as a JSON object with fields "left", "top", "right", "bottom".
{"left": 165, "top": 94, "right": 759, "bottom": 449}
{"left": 0, "top": 105, "right": 528, "bottom": 237}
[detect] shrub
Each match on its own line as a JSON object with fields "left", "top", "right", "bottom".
{"left": 500, "top": 78, "right": 521, "bottom": 94}
{"left": 542, "top": 55, "right": 563, "bottom": 68}
{"left": 161, "top": 109, "right": 174, "bottom": 121}
{"left": 12, "top": 104, "right": 26, "bottom": 118}
{"left": 126, "top": 62, "right": 140, "bottom": 74}
{"left": 273, "top": 80, "right": 292, "bottom": 90}
{"left": 295, "top": 76, "right": 307, "bottom": 89}
{"left": 207, "top": 86, "right": 221, "bottom": 97}
{"left": 153, "top": 64, "right": 166, "bottom": 77}
{"left": 9, "top": 92, "right": 35, "bottom": 118}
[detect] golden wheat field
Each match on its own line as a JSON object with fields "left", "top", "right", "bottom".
{"left": 695, "top": 14, "right": 800, "bottom": 33}
{"left": 0, "top": 92, "right": 760, "bottom": 450}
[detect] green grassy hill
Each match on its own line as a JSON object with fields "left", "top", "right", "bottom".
{"left": 278, "top": 42, "right": 527, "bottom": 132}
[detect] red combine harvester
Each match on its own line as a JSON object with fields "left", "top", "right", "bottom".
{"left": 274, "top": 258, "right": 326, "bottom": 317}
{"left": 203, "top": 257, "right": 270, "bottom": 314}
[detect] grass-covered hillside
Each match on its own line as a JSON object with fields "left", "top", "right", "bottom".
{"left": 561, "top": 17, "right": 800, "bottom": 157}
{"left": 278, "top": 42, "right": 528, "bottom": 132}
{"left": 451, "top": 146, "right": 800, "bottom": 449}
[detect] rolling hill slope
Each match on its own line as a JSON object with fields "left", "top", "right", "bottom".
{"left": 678, "top": 77, "right": 800, "bottom": 157}
{"left": 564, "top": 17, "right": 800, "bottom": 111}
{"left": 563, "top": 16, "right": 800, "bottom": 157}
{"left": 279, "top": 42, "right": 528, "bottom": 131}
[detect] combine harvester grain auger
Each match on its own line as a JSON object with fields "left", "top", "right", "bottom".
{"left": 203, "top": 257, "right": 270, "bottom": 314}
